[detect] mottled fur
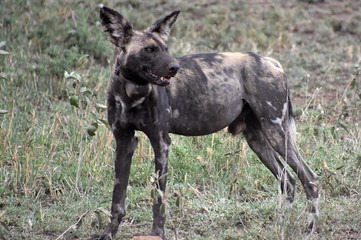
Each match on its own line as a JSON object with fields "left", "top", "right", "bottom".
{"left": 93, "top": 6, "right": 320, "bottom": 240}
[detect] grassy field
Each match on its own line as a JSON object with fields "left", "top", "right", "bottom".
{"left": 1, "top": 0, "right": 360, "bottom": 239}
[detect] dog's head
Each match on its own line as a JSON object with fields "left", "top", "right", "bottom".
{"left": 100, "top": 6, "right": 180, "bottom": 86}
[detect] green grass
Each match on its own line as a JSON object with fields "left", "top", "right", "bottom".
{"left": 1, "top": 0, "right": 360, "bottom": 239}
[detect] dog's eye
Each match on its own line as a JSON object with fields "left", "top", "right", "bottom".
{"left": 145, "top": 46, "right": 157, "bottom": 53}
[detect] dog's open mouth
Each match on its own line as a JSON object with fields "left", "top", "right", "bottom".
{"left": 145, "top": 70, "right": 171, "bottom": 85}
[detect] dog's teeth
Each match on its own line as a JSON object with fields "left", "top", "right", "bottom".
{"left": 148, "top": 70, "right": 165, "bottom": 80}
{"left": 149, "top": 71, "right": 155, "bottom": 77}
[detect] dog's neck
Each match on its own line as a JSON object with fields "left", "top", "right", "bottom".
{"left": 112, "top": 66, "right": 152, "bottom": 103}
{"left": 124, "top": 80, "right": 152, "bottom": 100}
{"left": 114, "top": 54, "right": 152, "bottom": 101}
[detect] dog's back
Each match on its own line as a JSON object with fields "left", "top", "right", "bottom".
{"left": 167, "top": 52, "right": 287, "bottom": 137}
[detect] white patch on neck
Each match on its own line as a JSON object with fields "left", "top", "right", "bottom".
{"left": 115, "top": 95, "right": 123, "bottom": 106}
{"left": 115, "top": 94, "right": 127, "bottom": 120}
{"left": 130, "top": 97, "right": 145, "bottom": 108}
{"left": 115, "top": 93, "right": 145, "bottom": 110}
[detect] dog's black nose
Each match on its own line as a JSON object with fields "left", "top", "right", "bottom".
{"left": 169, "top": 63, "right": 180, "bottom": 75}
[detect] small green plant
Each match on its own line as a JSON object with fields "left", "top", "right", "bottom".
{"left": 64, "top": 58, "right": 108, "bottom": 191}
{"left": 64, "top": 67, "right": 109, "bottom": 136}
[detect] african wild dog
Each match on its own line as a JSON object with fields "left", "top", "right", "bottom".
{"left": 93, "top": 6, "right": 320, "bottom": 240}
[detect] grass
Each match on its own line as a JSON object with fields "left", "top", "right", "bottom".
{"left": 1, "top": 0, "right": 360, "bottom": 239}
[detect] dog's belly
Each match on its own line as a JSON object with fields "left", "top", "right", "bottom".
{"left": 167, "top": 78, "right": 244, "bottom": 136}
{"left": 166, "top": 52, "right": 246, "bottom": 136}
{"left": 168, "top": 105, "right": 243, "bottom": 136}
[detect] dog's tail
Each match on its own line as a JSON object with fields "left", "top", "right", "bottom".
{"left": 287, "top": 94, "right": 298, "bottom": 142}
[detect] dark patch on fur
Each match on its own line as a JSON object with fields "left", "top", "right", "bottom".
{"left": 288, "top": 94, "right": 293, "bottom": 118}
{"left": 246, "top": 52, "right": 264, "bottom": 78}
{"left": 186, "top": 53, "right": 224, "bottom": 67}
{"left": 223, "top": 67, "right": 235, "bottom": 78}
{"left": 144, "top": 32, "right": 167, "bottom": 51}
{"left": 177, "top": 55, "right": 209, "bottom": 86}
{"left": 247, "top": 52, "right": 262, "bottom": 63}
{"left": 175, "top": 53, "right": 226, "bottom": 90}
{"left": 241, "top": 67, "right": 248, "bottom": 82}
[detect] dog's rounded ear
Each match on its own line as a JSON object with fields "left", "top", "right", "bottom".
{"left": 99, "top": 6, "right": 133, "bottom": 48}
{"left": 147, "top": 11, "right": 180, "bottom": 41}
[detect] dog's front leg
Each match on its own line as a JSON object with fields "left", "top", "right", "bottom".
{"left": 94, "top": 132, "right": 138, "bottom": 240}
{"left": 147, "top": 131, "right": 171, "bottom": 239}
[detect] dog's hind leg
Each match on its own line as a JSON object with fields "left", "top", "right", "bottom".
{"left": 252, "top": 100, "right": 320, "bottom": 231}
{"left": 264, "top": 117, "right": 319, "bottom": 231}
{"left": 242, "top": 109, "right": 297, "bottom": 204}
{"left": 145, "top": 129, "right": 171, "bottom": 239}
{"left": 94, "top": 130, "right": 138, "bottom": 240}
